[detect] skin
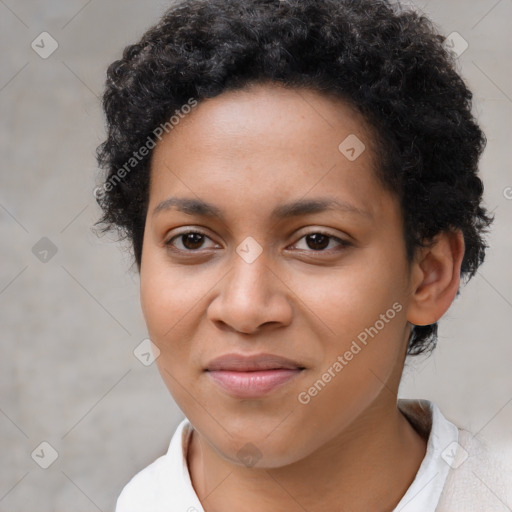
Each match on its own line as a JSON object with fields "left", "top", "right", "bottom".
{"left": 140, "top": 82, "right": 464, "bottom": 511}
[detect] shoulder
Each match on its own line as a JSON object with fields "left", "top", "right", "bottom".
{"left": 115, "top": 454, "right": 171, "bottom": 512}
{"left": 436, "top": 428, "right": 512, "bottom": 511}
{"left": 115, "top": 418, "right": 200, "bottom": 512}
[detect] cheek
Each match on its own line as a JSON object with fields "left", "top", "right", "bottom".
{"left": 140, "top": 263, "right": 202, "bottom": 412}
{"left": 288, "top": 256, "right": 408, "bottom": 345}
{"left": 139, "top": 250, "right": 224, "bottom": 403}
{"left": 140, "top": 256, "right": 198, "bottom": 384}
{"left": 140, "top": 251, "right": 209, "bottom": 340}
{"left": 286, "top": 253, "right": 410, "bottom": 405}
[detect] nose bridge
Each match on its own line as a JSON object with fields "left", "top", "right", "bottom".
{"left": 208, "top": 244, "right": 292, "bottom": 334}
{"left": 227, "top": 247, "right": 272, "bottom": 308}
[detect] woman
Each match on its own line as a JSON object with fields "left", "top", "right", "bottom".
{"left": 95, "top": 0, "right": 511, "bottom": 510}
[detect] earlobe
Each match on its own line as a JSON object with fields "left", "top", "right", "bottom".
{"left": 407, "top": 230, "right": 465, "bottom": 327}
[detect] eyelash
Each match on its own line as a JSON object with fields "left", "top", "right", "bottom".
{"left": 164, "top": 229, "right": 350, "bottom": 254}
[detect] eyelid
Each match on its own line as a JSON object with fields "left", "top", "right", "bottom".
{"left": 164, "top": 226, "right": 351, "bottom": 254}
{"left": 164, "top": 227, "right": 219, "bottom": 249}
{"left": 287, "top": 228, "right": 351, "bottom": 251}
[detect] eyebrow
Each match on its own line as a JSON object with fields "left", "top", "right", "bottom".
{"left": 153, "top": 196, "right": 371, "bottom": 221}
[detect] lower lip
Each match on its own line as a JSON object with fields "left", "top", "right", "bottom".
{"left": 207, "top": 369, "right": 302, "bottom": 398}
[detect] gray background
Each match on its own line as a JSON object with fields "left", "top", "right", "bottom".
{"left": 0, "top": 0, "right": 510, "bottom": 510}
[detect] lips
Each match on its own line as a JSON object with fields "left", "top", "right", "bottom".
{"left": 205, "top": 353, "right": 305, "bottom": 398}
{"left": 206, "top": 353, "right": 304, "bottom": 372}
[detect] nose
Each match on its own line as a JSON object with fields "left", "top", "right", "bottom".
{"left": 207, "top": 251, "right": 293, "bottom": 335}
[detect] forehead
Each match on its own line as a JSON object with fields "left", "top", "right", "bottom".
{"left": 148, "top": 83, "right": 393, "bottom": 223}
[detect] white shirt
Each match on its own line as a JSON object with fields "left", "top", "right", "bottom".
{"left": 116, "top": 399, "right": 511, "bottom": 511}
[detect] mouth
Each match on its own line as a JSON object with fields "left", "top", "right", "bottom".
{"left": 205, "top": 353, "right": 306, "bottom": 398}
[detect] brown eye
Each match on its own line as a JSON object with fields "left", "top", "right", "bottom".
{"left": 165, "top": 231, "right": 217, "bottom": 252}
{"left": 305, "top": 233, "right": 330, "bottom": 250}
{"left": 180, "top": 233, "right": 205, "bottom": 250}
{"left": 292, "top": 231, "right": 349, "bottom": 252}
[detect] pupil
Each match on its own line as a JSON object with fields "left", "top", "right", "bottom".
{"left": 306, "top": 233, "right": 329, "bottom": 250}
{"left": 183, "top": 233, "right": 204, "bottom": 249}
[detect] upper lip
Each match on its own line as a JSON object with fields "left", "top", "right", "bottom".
{"left": 205, "top": 353, "right": 305, "bottom": 372}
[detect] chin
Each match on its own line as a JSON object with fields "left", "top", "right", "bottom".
{"left": 224, "top": 439, "right": 307, "bottom": 469}
{"left": 198, "top": 420, "right": 313, "bottom": 469}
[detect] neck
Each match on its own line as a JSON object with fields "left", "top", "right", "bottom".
{"left": 187, "top": 396, "right": 427, "bottom": 512}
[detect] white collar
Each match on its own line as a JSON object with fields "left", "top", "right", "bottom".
{"left": 394, "top": 399, "right": 459, "bottom": 511}
{"left": 116, "top": 399, "right": 459, "bottom": 512}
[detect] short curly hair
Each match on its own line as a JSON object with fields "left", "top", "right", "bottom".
{"left": 96, "top": 0, "right": 492, "bottom": 355}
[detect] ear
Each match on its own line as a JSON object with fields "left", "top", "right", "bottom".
{"left": 407, "top": 230, "right": 465, "bottom": 326}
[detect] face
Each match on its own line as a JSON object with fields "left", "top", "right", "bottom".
{"left": 140, "top": 83, "right": 415, "bottom": 468}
